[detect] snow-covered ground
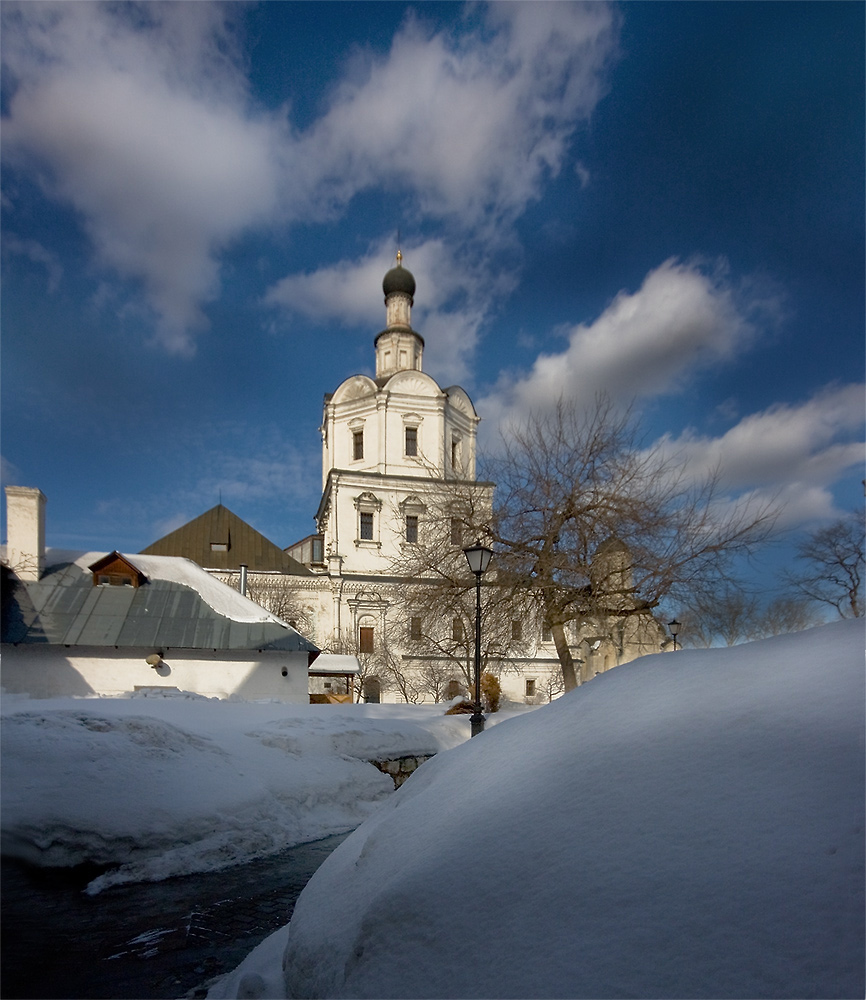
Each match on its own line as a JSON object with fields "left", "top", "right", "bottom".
{"left": 208, "top": 619, "right": 864, "bottom": 1000}
{"left": 0, "top": 688, "right": 480, "bottom": 894}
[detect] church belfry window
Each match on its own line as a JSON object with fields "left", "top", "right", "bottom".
{"left": 405, "top": 426, "right": 418, "bottom": 457}
{"left": 353, "top": 430, "right": 364, "bottom": 461}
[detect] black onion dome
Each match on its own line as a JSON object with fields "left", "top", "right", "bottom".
{"left": 383, "top": 258, "right": 416, "bottom": 299}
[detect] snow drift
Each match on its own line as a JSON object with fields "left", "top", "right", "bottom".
{"left": 0, "top": 696, "right": 469, "bottom": 893}
{"left": 268, "top": 620, "right": 864, "bottom": 1000}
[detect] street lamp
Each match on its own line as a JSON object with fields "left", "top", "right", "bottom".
{"left": 667, "top": 619, "right": 681, "bottom": 651}
{"left": 463, "top": 540, "right": 493, "bottom": 737}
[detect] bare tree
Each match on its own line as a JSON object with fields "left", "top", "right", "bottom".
{"left": 485, "top": 397, "right": 779, "bottom": 689}
{"left": 750, "top": 595, "right": 826, "bottom": 638}
{"left": 678, "top": 588, "right": 823, "bottom": 647}
{"left": 677, "top": 584, "right": 758, "bottom": 647}
{"left": 788, "top": 509, "right": 864, "bottom": 619}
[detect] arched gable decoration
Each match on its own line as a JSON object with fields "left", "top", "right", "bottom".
{"left": 382, "top": 370, "right": 443, "bottom": 398}
{"left": 331, "top": 374, "right": 378, "bottom": 405}
{"left": 443, "top": 385, "right": 479, "bottom": 417}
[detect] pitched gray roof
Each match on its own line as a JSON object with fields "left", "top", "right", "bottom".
{"left": 2, "top": 553, "right": 318, "bottom": 653}
{"left": 140, "top": 504, "right": 311, "bottom": 575}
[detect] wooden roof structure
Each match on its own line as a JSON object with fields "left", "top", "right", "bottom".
{"left": 140, "top": 504, "right": 311, "bottom": 575}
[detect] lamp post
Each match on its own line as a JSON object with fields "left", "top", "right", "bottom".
{"left": 463, "top": 540, "right": 493, "bottom": 737}
{"left": 668, "top": 619, "right": 681, "bottom": 651}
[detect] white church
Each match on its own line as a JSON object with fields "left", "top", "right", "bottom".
{"left": 134, "top": 253, "right": 666, "bottom": 704}
{"left": 275, "top": 253, "right": 664, "bottom": 703}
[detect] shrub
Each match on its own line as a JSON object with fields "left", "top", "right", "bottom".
{"left": 481, "top": 672, "right": 501, "bottom": 713}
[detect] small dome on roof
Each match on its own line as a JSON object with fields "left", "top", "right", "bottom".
{"left": 383, "top": 251, "right": 416, "bottom": 299}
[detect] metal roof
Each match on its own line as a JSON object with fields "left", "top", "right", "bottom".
{"left": 140, "top": 504, "right": 311, "bottom": 575}
{"left": 1, "top": 558, "right": 318, "bottom": 653}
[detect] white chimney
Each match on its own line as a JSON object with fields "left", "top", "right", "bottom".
{"left": 5, "top": 486, "right": 47, "bottom": 581}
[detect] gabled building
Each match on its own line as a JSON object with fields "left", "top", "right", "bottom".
{"left": 1, "top": 487, "right": 320, "bottom": 702}
{"left": 140, "top": 502, "right": 329, "bottom": 643}
{"left": 141, "top": 501, "right": 309, "bottom": 577}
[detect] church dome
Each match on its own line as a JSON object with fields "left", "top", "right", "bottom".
{"left": 383, "top": 252, "right": 416, "bottom": 299}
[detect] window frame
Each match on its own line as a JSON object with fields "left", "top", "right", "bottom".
{"left": 405, "top": 513, "right": 419, "bottom": 544}
{"left": 405, "top": 426, "right": 418, "bottom": 457}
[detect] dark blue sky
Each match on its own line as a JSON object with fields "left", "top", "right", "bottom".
{"left": 1, "top": 2, "right": 863, "bottom": 587}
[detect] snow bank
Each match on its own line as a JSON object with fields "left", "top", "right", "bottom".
{"left": 214, "top": 620, "right": 863, "bottom": 1000}
{"left": 0, "top": 696, "right": 470, "bottom": 894}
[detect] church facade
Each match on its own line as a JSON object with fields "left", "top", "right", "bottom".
{"left": 282, "top": 255, "right": 668, "bottom": 704}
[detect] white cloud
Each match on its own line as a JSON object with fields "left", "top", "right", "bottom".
{"left": 1, "top": 1, "right": 618, "bottom": 355}
{"left": 2, "top": 2, "right": 284, "bottom": 354}
{"left": 656, "top": 384, "right": 865, "bottom": 528}
{"left": 478, "top": 258, "right": 774, "bottom": 432}
{"left": 297, "top": 3, "right": 617, "bottom": 225}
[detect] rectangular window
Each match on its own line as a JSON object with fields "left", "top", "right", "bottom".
{"left": 452, "top": 618, "right": 463, "bottom": 641}
{"left": 542, "top": 622, "right": 552, "bottom": 642}
{"left": 359, "top": 626, "right": 374, "bottom": 653}
{"left": 210, "top": 542, "right": 228, "bottom": 552}
{"left": 405, "top": 514, "right": 418, "bottom": 544}
{"left": 353, "top": 430, "right": 364, "bottom": 461}
{"left": 525, "top": 678, "right": 537, "bottom": 698}
{"left": 360, "top": 512, "right": 374, "bottom": 540}
{"left": 451, "top": 439, "right": 459, "bottom": 469}
{"left": 450, "top": 518, "right": 462, "bottom": 546}
{"left": 405, "top": 427, "right": 418, "bottom": 457}
{"left": 410, "top": 616, "right": 422, "bottom": 641}
{"left": 511, "top": 620, "right": 523, "bottom": 641}
{"left": 311, "top": 536, "right": 324, "bottom": 563}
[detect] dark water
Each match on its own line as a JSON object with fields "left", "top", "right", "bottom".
{"left": 0, "top": 834, "right": 347, "bottom": 1000}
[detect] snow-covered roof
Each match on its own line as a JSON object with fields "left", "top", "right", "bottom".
{"left": 307, "top": 654, "right": 361, "bottom": 676}
{"left": 2, "top": 550, "right": 319, "bottom": 653}
{"left": 75, "top": 551, "right": 286, "bottom": 625}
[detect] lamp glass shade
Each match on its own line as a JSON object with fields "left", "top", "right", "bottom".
{"left": 463, "top": 542, "right": 493, "bottom": 575}
{"left": 668, "top": 619, "right": 681, "bottom": 635}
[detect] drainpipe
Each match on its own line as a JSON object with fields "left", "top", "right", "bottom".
{"left": 239, "top": 563, "right": 248, "bottom": 597}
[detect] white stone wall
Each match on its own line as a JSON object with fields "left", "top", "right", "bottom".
{"left": 0, "top": 645, "right": 310, "bottom": 702}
